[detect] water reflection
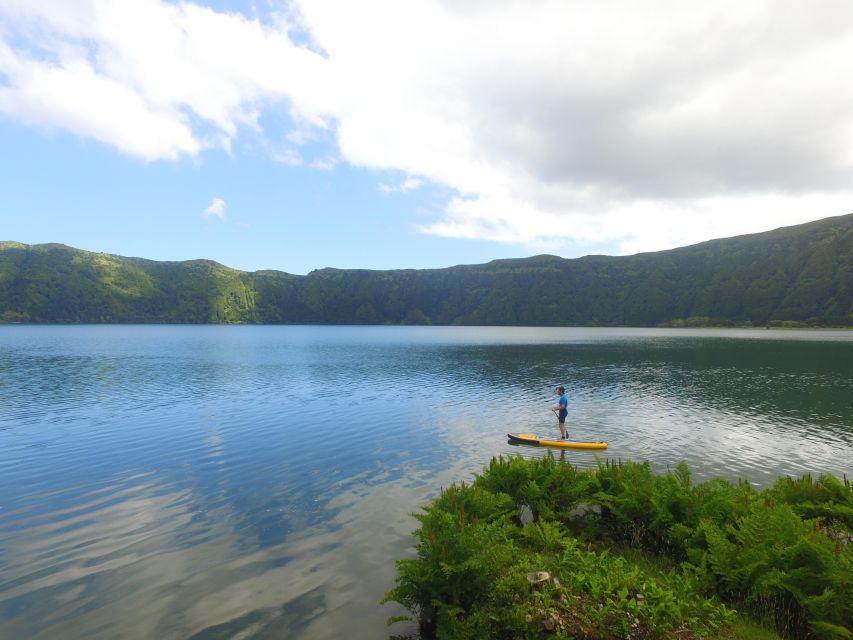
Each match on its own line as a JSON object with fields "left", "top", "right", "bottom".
{"left": 0, "top": 326, "right": 851, "bottom": 639}
{"left": 0, "top": 458, "right": 444, "bottom": 639}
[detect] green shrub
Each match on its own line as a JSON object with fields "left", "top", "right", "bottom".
{"left": 383, "top": 482, "right": 517, "bottom": 634}
{"left": 767, "top": 474, "right": 853, "bottom": 531}
{"left": 701, "top": 501, "right": 852, "bottom": 638}
{"left": 386, "top": 455, "right": 851, "bottom": 639}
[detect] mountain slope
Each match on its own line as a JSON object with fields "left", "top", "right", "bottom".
{"left": 1, "top": 213, "right": 851, "bottom": 326}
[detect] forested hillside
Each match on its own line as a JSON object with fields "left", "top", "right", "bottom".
{"left": 1, "top": 213, "right": 851, "bottom": 326}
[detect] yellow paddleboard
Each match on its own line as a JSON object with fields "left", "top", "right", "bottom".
{"left": 507, "top": 432, "right": 608, "bottom": 450}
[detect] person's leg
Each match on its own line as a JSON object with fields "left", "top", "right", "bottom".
{"left": 559, "top": 418, "right": 566, "bottom": 439}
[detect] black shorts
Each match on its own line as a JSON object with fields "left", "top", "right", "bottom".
{"left": 558, "top": 409, "right": 568, "bottom": 423}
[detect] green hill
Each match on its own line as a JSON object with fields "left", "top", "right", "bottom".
{"left": 1, "top": 214, "right": 851, "bottom": 326}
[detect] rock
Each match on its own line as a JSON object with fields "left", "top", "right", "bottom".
{"left": 568, "top": 502, "right": 602, "bottom": 517}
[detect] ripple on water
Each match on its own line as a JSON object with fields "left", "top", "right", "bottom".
{"left": 0, "top": 325, "right": 851, "bottom": 638}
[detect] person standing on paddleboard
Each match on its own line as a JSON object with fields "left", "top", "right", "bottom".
{"left": 553, "top": 386, "right": 568, "bottom": 440}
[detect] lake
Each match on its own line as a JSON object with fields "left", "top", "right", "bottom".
{"left": 1, "top": 326, "right": 851, "bottom": 639}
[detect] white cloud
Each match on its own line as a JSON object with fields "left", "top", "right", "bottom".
{"left": 270, "top": 147, "right": 302, "bottom": 166}
{"left": 422, "top": 191, "right": 853, "bottom": 256}
{"left": 1, "top": 0, "right": 852, "bottom": 254}
{"left": 202, "top": 197, "right": 226, "bottom": 220}
{"left": 293, "top": 0, "right": 853, "bottom": 253}
{"left": 0, "top": 0, "right": 332, "bottom": 160}
{"left": 378, "top": 177, "right": 422, "bottom": 194}
{"left": 0, "top": 40, "right": 202, "bottom": 160}
{"left": 309, "top": 157, "right": 337, "bottom": 171}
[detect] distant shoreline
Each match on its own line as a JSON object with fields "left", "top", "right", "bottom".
{"left": 1, "top": 321, "right": 851, "bottom": 330}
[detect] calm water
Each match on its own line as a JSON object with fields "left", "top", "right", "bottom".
{"left": 1, "top": 326, "right": 851, "bottom": 639}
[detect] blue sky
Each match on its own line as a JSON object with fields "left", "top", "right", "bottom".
{"left": 0, "top": 118, "right": 527, "bottom": 273}
{"left": 1, "top": 1, "right": 851, "bottom": 274}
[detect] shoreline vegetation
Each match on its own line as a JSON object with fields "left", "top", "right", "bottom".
{"left": 1, "top": 214, "right": 851, "bottom": 327}
{"left": 2, "top": 317, "right": 852, "bottom": 330}
{"left": 659, "top": 317, "right": 853, "bottom": 330}
{"left": 383, "top": 455, "right": 852, "bottom": 640}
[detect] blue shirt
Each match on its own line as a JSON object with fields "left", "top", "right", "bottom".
{"left": 558, "top": 394, "right": 567, "bottom": 410}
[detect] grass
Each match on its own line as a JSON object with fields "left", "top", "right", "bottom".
{"left": 610, "top": 545, "right": 678, "bottom": 577}
{"left": 726, "top": 616, "right": 784, "bottom": 640}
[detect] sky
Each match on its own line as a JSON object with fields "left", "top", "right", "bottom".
{"left": 1, "top": 0, "right": 852, "bottom": 274}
